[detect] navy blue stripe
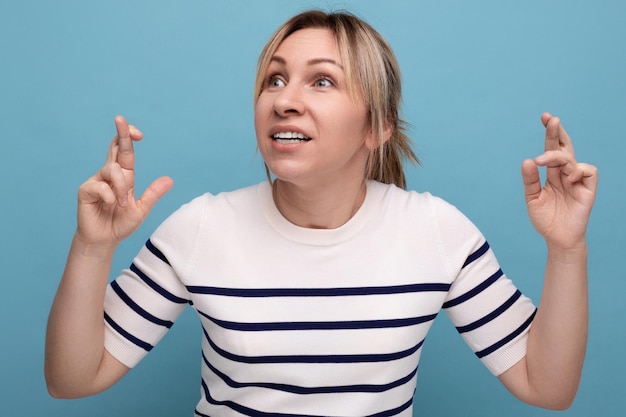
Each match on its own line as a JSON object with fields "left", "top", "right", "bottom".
{"left": 199, "top": 378, "right": 413, "bottom": 417}
{"left": 462, "top": 241, "right": 490, "bottom": 269}
{"left": 110, "top": 281, "right": 174, "bottom": 329}
{"left": 145, "top": 238, "right": 170, "bottom": 266}
{"left": 456, "top": 290, "right": 522, "bottom": 334}
{"left": 202, "top": 350, "right": 418, "bottom": 394}
{"left": 368, "top": 398, "right": 414, "bottom": 417}
{"left": 187, "top": 282, "right": 450, "bottom": 298}
{"left": 129, "top": 263, "right": 188, "bottom": 304}
{"left": 441, "top": 269, "right": 504, "bottom": 309}
{"left": 202, "top": 326, "right": 423, "bottom": 364}
{"left": 198, "top": 309, "right": 436, "bottom": 331}
{"left": 476, "top": 309, "right": 537, "bottom": 358}
{"left": 104, "top": 312, "right": 153, "bottom": 352}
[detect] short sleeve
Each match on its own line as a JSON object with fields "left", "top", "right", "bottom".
{"left": 104, "top": 195, "right": 208, "bottom": 368}
{"left": 431, "top": 197, "right": 537, "bottom": 375}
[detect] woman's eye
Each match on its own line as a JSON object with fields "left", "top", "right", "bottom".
{"left": 314, "top": 77, "right": 333, "bottom": 88}
{"left": 267, "top": 76, "right": 285, "bottom": 88}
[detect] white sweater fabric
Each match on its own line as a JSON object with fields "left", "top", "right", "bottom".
{"left": 104, "top": 180, "right": 536, "bottom": 416}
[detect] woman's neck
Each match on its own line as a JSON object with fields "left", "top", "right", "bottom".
{"left": 272, "top": 177, "right": 367, "bottom": 229}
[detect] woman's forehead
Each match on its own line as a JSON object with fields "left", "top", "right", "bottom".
{"left": 273, "top": 28, "right": 340, "bottom": 62}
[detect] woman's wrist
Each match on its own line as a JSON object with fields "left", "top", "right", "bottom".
{"left": 71, "top": 233, "right": 119, "bottom": 261}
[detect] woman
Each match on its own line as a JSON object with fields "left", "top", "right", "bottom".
{"left": 45, "top": 10, "right": 597, "bottom": 416}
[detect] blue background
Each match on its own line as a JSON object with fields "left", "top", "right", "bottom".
{"left": 1, "top": 0, "right": 623, "bottom": 415}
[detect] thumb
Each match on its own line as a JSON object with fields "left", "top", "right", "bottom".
{"left": 521, "top": 159, "right": 541, "bottom": 203}
{"left": 137, "top": 176, "right": 174, "bottom": 214}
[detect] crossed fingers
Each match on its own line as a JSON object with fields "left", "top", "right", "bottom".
{"left": 101, "top": 116, "right": 143, "bottom": 206}
{"left": 536, "top": 113, "right": 597, "bottom": 191}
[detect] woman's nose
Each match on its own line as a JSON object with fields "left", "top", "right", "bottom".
{"left": 273, "top": 84, "right": 304, "bottom": 116}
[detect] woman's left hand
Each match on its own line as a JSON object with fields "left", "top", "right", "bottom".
{"left": 521, "top": 113, "right": 598, "bottom": 250}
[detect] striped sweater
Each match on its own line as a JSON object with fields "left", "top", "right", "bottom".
{"left": 104, "top": 180, "right": 536, "bottom": 416}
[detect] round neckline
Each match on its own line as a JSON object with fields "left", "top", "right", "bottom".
{"left": 258, "top": 180, "right": 384, "bottom": 246}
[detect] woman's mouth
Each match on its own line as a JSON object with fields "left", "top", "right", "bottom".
{"left": 272, "top": 131, "right": 311, "bottom": 144}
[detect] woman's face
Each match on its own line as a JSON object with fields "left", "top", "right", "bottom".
{"left": 254, "top": 28, "right": 372, "bottom": 188}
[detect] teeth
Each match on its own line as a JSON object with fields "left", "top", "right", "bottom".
{"left": 273, "top": 132, "right": 310, "bottom": 140}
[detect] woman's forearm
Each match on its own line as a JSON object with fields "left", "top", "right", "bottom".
{"left": 528, "top": 244, "right": 588, "bottom": 405}
{"left": 503, "top": 243, "right": 588, "bottom": 409}
{"left": 44, "top": 235, "right": 122, "bottom": 398}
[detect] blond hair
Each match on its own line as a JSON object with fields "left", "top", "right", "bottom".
{"left": 254, "top": 10, "right": 418, "bottom": 189}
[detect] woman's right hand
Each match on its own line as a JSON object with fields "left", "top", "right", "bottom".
{"left": 76, "top": 115, "right": 174, "bottom": 247}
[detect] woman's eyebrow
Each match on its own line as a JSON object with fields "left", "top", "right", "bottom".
{"left": 307, "top": 58, "right": 343, "bottom": 69}
{"left": 270, "top": 55, "right": 343, "bottom": 69}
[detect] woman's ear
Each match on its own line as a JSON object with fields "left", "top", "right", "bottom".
{"left": 365, "top": 120, "right": 393, "bottom": 150}
{"left": 383, "top": 119, "right": 393, "bottom": 143}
